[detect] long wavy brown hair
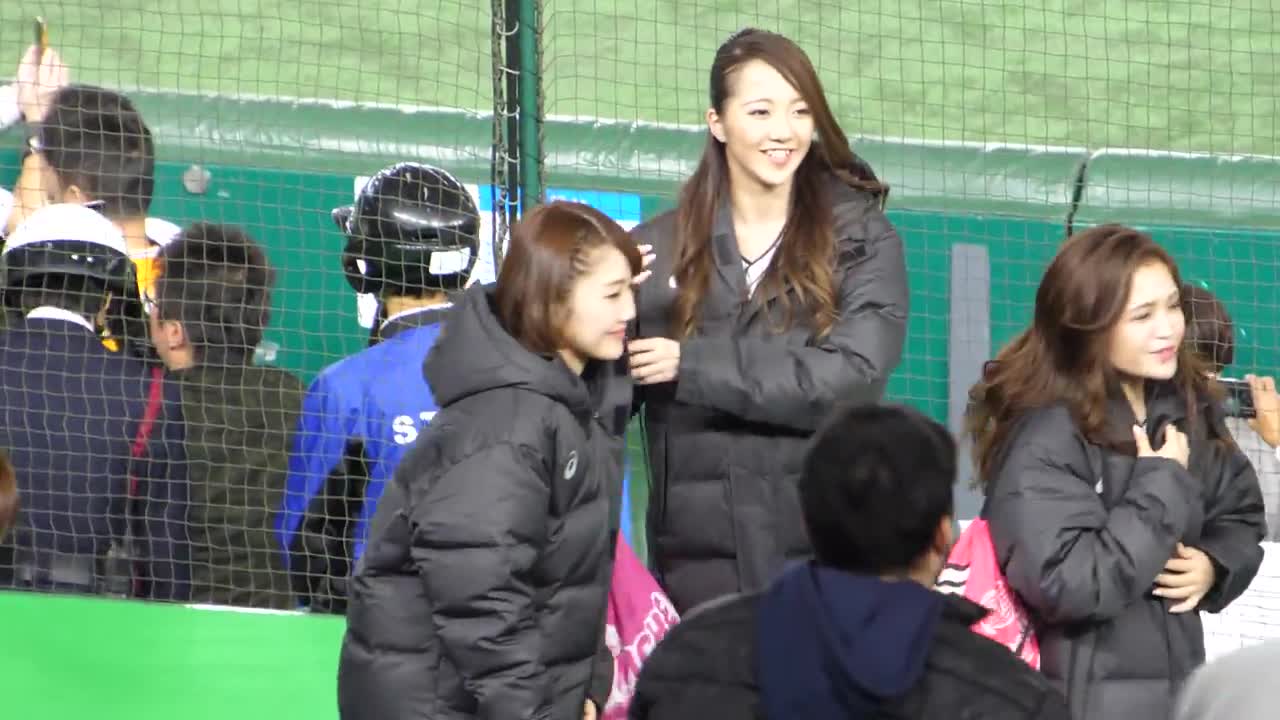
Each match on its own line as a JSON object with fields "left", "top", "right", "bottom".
{"left": 670, "top": 28, "right": 885, "bottom": 339}
{"left": 967, "top": 224, "right": 1215, "bottom": 486}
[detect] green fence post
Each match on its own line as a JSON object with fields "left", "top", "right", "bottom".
{"left": 517, "top": 0, "right": 542, "bottom": 209}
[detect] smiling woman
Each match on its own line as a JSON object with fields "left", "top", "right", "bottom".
{"left": 337, "top": 200, "right": 646, "bottom": 720}
{"left": 966, "top": 224, "right": 1267, "bottom": 720}
{"left": 627, "top": 27, "right": 910, "bottom": 614}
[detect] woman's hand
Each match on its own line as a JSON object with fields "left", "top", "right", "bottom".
{"left": 1246, "top": 374, "right": 1280, "bottom": 448}
{"left": 16, "top": 44, "right": 69, "bottom": 124}
{"left": 1154, "top": 543, "right": 1216, "bottom": 613}
{"left": 1134, "top": 424, "right": 1190, "bottom": 469}
{"left": 632, "top": 244, "right": 656, "bottom": 286}
{"left": 583, "top": 699, "right": 598, "bottom": 720}
{"left": 629, "top": 337, "right": 679, "bottom": 385}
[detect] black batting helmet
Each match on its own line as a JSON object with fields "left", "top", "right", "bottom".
{"left": 333, "top": 162, "right": 481, "bottom": 296}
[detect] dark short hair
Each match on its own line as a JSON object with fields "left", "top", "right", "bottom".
{"left": 1182, "top": 284, "right": 1235, "bottom": 374}
{"left": 38, "top": 85, "right": 155, "bottom": 218}
{"left": 494, "top": 201, "right": 642, "bottom": 354}
{"left": 800, "top": 403, "right": 956, "bottom": 575}
{"left": 155, "top": 223, "right": 274, "bottom": 364}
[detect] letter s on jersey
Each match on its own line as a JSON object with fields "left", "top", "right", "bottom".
{"left": 392, "top": 411, "right": 438, "bottom": 445}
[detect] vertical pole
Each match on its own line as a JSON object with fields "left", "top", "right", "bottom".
{"left": 501, "top": 0, "right": 523, "bottom": 242}
{"left": 948, "top": 243, "right": 992, "bottom": 529}
{"left": 490, "top": 0, "right": 513, "bottom": 271}
{"left": 493, "top": 0, "right": 542, "bottom": 271}
{"left": 516, "top": 0, "right": 542, "bottom": 210}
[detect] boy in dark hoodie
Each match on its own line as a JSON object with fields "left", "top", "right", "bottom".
{"left": 629, "top": 403, "right": 1069, "bottom": 720}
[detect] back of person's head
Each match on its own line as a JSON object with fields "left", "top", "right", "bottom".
{"left": 1, "top": 202, "right": 131, "bottom": 322}
{"left": 800, "top": 403, "right": 956, "bottom": 576}
{"left": 334, "top": 162, "right": 480, "bottom": 298}
{"left": 0, "top": 450, "right": 16, "bottom": 541}
{"left": 495, "top": 201, "right": 641, "bottom": 359}
{"left": 37, "top": 85, "right": 155, "bottom": 219}
{"left": 1182, "top": 284, "right": 1235, "bottom": 374}
{"left": 153, "top": 223, "right": 274, "bottom": 365}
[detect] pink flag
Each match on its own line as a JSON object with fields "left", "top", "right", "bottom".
{"left": 936, "top": 518, "right": 1040, "bottom": 668}
{"left": 602, "top": 533, "right": 680, "bottom": 720}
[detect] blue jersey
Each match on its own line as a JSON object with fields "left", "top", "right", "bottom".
{"left": 277, "top": 312, "right": 444, "bottom": 568}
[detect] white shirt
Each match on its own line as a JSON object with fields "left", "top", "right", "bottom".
{"left": 0, "top": 83, "right": 20, "bottom": 130}
{"left": 0, "top": 186, "right": 13, "bottom": 237}
{"left": 379, "top": 304, "right": 453, "bottom": 331}
{"left": 743, "top": 243, "right": 779, "bottom": 297}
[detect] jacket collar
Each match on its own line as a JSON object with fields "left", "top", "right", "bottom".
{"left": 378, "top": 304, "right": 451, "bottom": 343}
{"left": 707, "top": 200, "right": 749, "bottom": 318}
{"left": 1102, "top": 379, "right": 1194, "bottom": 450}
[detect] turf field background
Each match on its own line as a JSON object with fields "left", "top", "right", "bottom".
{"left": 1, "top": 1, "right": 1277, "bottom": 154}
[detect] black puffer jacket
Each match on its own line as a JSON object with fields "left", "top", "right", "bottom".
{"left": 630, "top": 176, "right": 908, "bottom": 612}
{"left": 337, "top": 284, "right": 629, "bottom": 720}
{"left": 986, "top": 383, "right": 1267, "bottom": 720}
{"left": 630, "top": 587, "right": 1070, "bottom": 720}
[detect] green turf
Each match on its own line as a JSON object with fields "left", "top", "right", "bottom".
{"left": 2, "top": 1, "right": 1278, "bottom": 154}
{"left": 0, "top": 591, "right": 345, "bottom": 720}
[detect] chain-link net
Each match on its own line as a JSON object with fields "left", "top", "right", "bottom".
{"left": 0, "top": 0, "right": 508, "bottom": 631}
{"left": 538, "top": 0, "right": 1280, "bottom": 650}
{"left": 1, "top": 2, "right": 1280, "bottom": 715}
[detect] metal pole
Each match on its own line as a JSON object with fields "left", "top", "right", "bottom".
{"left": 516, "top": 0, "right": 542, "bottom": 210}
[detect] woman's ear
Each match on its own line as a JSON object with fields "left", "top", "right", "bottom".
{"left": 706, "top": 108, "right": 726, "bottom": 144}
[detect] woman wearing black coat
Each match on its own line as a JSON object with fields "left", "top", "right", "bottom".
{"left": 628, "top": 28, "right": 908, "bottom": 614}
{"left": 337, "top": 201, "right": 646, "bottom": 720}
{"left": 968, "top": 224, "right": 1267, "bottom": 720}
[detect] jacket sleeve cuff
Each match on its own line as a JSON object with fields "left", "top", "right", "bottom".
{"left": 587, "top": 627, "right": 615, "bottom": 710}
{"left": 0, "top": 84, "right": 21, "bottom": 130}
{"left": 672, "top": 337, "right": 720, "bottom": 409}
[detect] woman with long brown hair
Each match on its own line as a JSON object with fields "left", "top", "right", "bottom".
{"left": 968, "top": 224, "right": 1266, "bottom": 720}
{"left": 628, "top": 28, "right": 909, "bottom": 613}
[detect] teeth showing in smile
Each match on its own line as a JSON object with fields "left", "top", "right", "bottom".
{"left": 764, "top": 149, "right": 791, "bottom": 161}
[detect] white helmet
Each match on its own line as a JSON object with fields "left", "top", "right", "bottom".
{"left": 2, "top": 203, "right": 132, "bottom": 291}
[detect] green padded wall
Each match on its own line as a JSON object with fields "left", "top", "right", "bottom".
{"left": 5, "top": 91, "right": 1280, "bottom": 720}
{"left": 0, "top": 92, "right": 1092, "bottom": 403}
